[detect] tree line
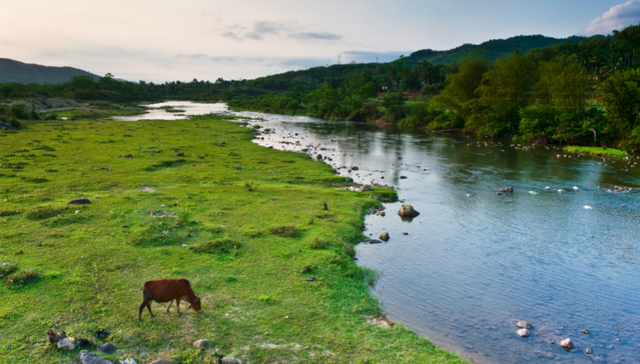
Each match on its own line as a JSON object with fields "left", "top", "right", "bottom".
{"left": 2, "top": 24, "right": 640, "bottom": 151}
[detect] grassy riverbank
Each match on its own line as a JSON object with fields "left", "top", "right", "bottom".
{"left": 0, "top": 116, "right": 465, "bottom": 363}
{"left": 564, "top": 146, "right": 629, "bottom": 157}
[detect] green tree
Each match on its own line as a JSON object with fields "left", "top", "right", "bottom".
{"left": 600, "top": 68, "right": 640, "bottom": 150}
{"left": 535, "top": 56, "right": 589, "bottom": 114}
{"left": 469, "top": 52, "right": 537, "bottom": 136}
{"left": 430, "top": 58, "right": 488, "bottom": 114}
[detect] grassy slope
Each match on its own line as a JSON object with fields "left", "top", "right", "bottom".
{"left": 0, "top": 116, "right": 465, "bottom": 364}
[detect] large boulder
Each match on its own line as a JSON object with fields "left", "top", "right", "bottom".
{"left": 397, "top": 204, "right": 420, "bottom": 218}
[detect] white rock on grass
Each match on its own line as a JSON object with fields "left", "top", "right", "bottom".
{"left": 193, "top": 339, "right": 210, "bottom": 348}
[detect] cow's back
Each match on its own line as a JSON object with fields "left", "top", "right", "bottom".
{"left": 143, "top": 278, "right": 191, "bottom": 302}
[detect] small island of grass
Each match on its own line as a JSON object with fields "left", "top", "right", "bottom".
{"left": 565, "top": 146, "right": 629, "bottom": 157}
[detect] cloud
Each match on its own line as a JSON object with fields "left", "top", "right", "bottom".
{"left": 289, "top": 32, "right": 341, "bottom": 41}
{"left": 582, "top": 0, "right": 640, "bottom": 35}
{"left": 221, "top": 21, "right": 341, "bottom": 42}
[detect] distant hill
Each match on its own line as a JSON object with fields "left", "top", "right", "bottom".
{"left": 0, "top": 58, "right": 100, "bottom": 84}
{"left": 404, "top": 35, "right": 600, "bottom": 66}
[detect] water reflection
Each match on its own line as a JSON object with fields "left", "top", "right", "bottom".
{"left": 121, "top": 102, "right": 640, "bottom": 364}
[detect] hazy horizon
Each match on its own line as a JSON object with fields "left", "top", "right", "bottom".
{"left": 1, "top": 0, "right": 639, "bottom": 83}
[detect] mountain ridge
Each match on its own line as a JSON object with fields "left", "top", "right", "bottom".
{"left": 0, "top": 58, "right": 100, "bottom": 84}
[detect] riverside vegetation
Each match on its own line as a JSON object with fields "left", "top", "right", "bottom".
{"left": 0, "top": 115, "right": 465, "bottom": 363}
{"left": 3, "top": 24, "right": 640, "bottom": 152}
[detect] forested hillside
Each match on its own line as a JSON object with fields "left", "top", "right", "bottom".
{"left": 0, "top": 58, "right": 99, "bottom": 84}
{"left": 2, "top": 25, "right": 640, "bottom": 151}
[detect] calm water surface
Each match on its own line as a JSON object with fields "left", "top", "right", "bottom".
{"left": 122, "top": 102, "right": 640, "bottom": 363}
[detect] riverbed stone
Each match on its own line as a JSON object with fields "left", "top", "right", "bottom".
{"left": 359, "top": 185, "right": 372, "bottom": 192}
{"left": 379, "top": 232, "right": 390, "bottom": 241}
{"left": 397, "top": 204, "right": 420, "bottom": 217}
{"left": 560, "top": 338, "right": 574, "bottom": 350}
{"left": 517, "top": 329, "right": 531, "bottom": 337}
{"left": 517, "top": 321, "right": 532, "bottom": 329}
{"left": 585, "top": 348, "right": 593, "bottom": 355}
{"left": 368, "top": 239, "right": 383, "bottom": 244}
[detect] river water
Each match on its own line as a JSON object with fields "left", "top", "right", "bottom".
{"left": 115, "top": 102, "right": 640, "bottom": 363}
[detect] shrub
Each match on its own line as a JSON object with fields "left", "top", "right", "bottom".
{"left": 9, "top": 104, "right": 29, "bottom": 119}
{"left": 5, "top": 268, "right": 41, "bottom": 286}
{"left": 307, "top": 237, "right": 329, "bottom": 249}
{"left": 342, "top": 243, "right": 355, "bottom": 258}
{"left": 268, "top": 225, "right": 301, "bottom": 238}
{"left": 0, "top": 209, "right": 20, "bottom": 217}
{"left": 190, "top": 238, "right": 241, "bottom": 255}
{"left": 0, "top": 262, "right": 18, "bottom": 278}
{"left": 26, "top": 206, "right": 68, "bottom": 220}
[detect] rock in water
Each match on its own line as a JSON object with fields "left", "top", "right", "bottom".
{"left": 560, "top": 338, "right": 574, "bottom": 350}
{"left": 368, "top": 239, "right": 383, "bottom": 244}
{"left": 517, "top": 321, "right": 532, "bottom": 329}
{"left": 359, "top": 185, "right": 372, "bottom": 192}
{"left": 517, "top": 329, "right": 531, "bottom": 337}
{"left": 397, "top": 204, "right": 420, "bottom": 217}
{"left": 379, "top": 232, "right": 390, "bottom": 241}
{"left": 585, "top": 348, "right": 593, "bottom": 355}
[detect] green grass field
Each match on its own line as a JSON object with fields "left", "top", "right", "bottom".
{"left": 0, "top": 115, "right": 465, "bottom": 363}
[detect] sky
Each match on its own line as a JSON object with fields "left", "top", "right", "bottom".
{"left": 1, "top": 0, "right": 639, "bottom": 83}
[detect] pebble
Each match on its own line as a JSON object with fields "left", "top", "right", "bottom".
{"left": 560, "top": 338, "right": 574, "bottom": 350}
{"left": 517, "top": 321, "right": 532, "bottom": 329}
{"left": 585, "top": 348, "right": 593, "bottom": 355}
{"left": 517, "top": 329, "right": 531, "bottom": 337}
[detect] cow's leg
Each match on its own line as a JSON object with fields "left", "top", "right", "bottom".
{"left": 138, "top": 298, "right": 148, "bottom": 321}
{"left": 176, "top": 299, "right": 181, "bottom": 314}
{"left": 147, "top": 300, "right": 155, "bottom": 318}
{"left": 166, "top": 299, "right": 173, "bottom": 312}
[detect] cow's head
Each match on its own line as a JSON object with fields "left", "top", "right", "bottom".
{"left": 189, "top": 296, "right": 203, "bottom": 313}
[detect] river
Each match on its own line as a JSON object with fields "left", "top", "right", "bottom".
{"left": 115, "top": 101, "right": 640, "bottom": 363}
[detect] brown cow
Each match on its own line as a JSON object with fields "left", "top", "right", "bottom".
{"left": 139, "top": 278, "right": 202, "bottom": 321}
